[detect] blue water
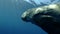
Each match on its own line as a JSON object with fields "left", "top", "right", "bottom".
{"left": 1, "top": 0, "right": 59, "bottom": 34}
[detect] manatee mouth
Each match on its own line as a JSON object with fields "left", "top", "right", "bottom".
{"left": 33, "top": 15, "right": 55, "bottom": 23}
{"left": 40, "top": 15, "right": 54, "bottom": 22}
{"left": 21, "top": 14, "right": 56, "bottom": 23}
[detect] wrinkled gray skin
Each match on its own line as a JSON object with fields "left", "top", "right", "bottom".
{"left": 21, "top": 3, "right": 60, "bottom": 34}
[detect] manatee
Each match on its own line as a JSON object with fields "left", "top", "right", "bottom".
{"left": 21, "top": 3, "right": 60, "bottom": 34}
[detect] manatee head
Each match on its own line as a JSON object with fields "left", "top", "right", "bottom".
{"left": 21, "top": 3, "right": 60, "bottom": 34}
{"left": 21, "top": 3, "right": 60, "bottom": 23}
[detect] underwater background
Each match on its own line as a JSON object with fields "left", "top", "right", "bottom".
{"left": 0, "top": 0, "right": 59, "bottom": 34}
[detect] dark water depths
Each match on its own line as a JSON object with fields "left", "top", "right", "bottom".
{"left": 0, "top": 0, "right": 54, "bottom": 34}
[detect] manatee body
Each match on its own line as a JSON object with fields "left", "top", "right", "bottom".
{"left": 21, "top": 3, "right": 60, "bottom": 34}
